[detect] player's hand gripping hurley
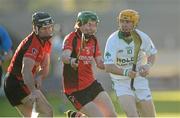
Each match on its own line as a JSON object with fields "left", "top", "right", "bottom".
{"left": 130, "top": 30, "right": 142, "bottom": 91}
{"left": 75, "top": 33, "right": 85, "bottom": 63}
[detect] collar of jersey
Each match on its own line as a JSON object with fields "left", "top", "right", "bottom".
{"left": 118, "top": 31, "right": 133, "bottom": 45}
{"left": 33, "top": 32, "right": 49, "bottom": 47}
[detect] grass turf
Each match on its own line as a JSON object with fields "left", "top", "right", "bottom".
{"left": 0, "top": 91, "right": 179, "bottom": 117}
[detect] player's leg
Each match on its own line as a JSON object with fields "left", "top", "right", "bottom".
{"left": 65, "top": 97, "right": 101, "bottom": 117}
{"left": 137, "top": 99, "right": 156, "bottom": 117}
{"left": 66, "top": 80, "right": 114, "bottom": 117}
{"left": 4, "top": 73, "right": 53, "bottom": 117}
{"left": 4, "top": 73, "right": 33, "bottom": 117}
{"left": 73, "top": 93, "right": 116, "bottom": 117}
{"left": 15, "top": 96, "right": 33, "bottom": 117}
{"left": 93, "top": 91, "right": 117, "bottom": 117}
{"left": 66, "top": 89, "right": 104, "bottom": 117}
{"left": 34, "top": 90, "right": 53, "bottom": 117}
{"left": 134, "top": 78, "right": 156, "bottom": 117}
{"left": 118, "top": 95, "right": 139, "bottom": 117}
{"left": 16, "top": 105, "right": 32, "bottom": 116}
{"left": 80, "top": 81, "right": 117, "bottom": 117}
{"left": 80, "top": 101, "right": 104, "bottom": 117}
{"left": 113, "top": 79, "right": 139, "bottom": 117}
{"left": 17, "top": 90, "right": 53, "bottom": 117}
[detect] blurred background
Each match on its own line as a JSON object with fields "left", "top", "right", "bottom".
{"left": 0, "top": 0, "right": 180, "bottom": 117}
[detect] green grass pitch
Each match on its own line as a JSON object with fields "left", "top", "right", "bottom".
{"left": 0, "top": 91, "right": 179, "bottom": 117}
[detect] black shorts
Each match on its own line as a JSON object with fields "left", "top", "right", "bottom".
{"left": 65, "top": 80, "right": 104, "bottom": 110}
{"left": 4, "top": 73, "right": 30, "bottom": 106}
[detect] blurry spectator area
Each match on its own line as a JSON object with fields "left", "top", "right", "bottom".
{"left": 0, "top": 25, "right": 20, "bottom": 71}
{"left": 50, "top": 24, "right": 64, "bottom": 80}
{"left": 0, "top": 0, "right": 180, "bottom": 91}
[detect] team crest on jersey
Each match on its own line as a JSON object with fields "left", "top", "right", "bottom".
{"left": 104, "top": 51, "right": 113, "bottom": 63}
{"left": 32, "top": 48, "right": 38, "bottom": 55}
{"left": 126, "top": 47, "right": 133, "bottom": 54}
{"left": 105, "top": 51, "right": 111, "bottom": 59}
{"left": 85, "top": 48, "right": 90, "bottom": 55}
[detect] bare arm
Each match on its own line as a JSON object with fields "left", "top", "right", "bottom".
{"left": 38, "top": 53, "right": 50, "bottom": 79}
{"left": 147, "top": 54, "right": 156, "bottom": 66}
{"left": 95, "top": 56, "right": 105, "bottom": 70}
{"left": 105, "top": 64, "right": 136, "bottom": 78}
{"left": 61, "top": 49, "right": 72, "bottom": 64}
{"left": 34, "top": 53, "right": 50, "bottom": 89}
{"left": 105, "top": 64, "right": 124, "bottom": 75}
{"left": 62, "top": 49, "right": 78, "bottom": 69}
{"left": 138, "top": 54, "right": 156, "bottom": 77}
{"left": 22, "top": 57, "right": 36, "bottom": 91}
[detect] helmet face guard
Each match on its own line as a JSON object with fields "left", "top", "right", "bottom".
{"left": 32, "top": 12, "right": 54, "bottom": 40}
{"left": 118, "top": 9, "right": 140, "bottom": 30}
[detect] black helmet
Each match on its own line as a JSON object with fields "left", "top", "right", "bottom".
{"left": 32, "top": 12, "right": 54, "bottom": 40}
{"left": 32, "top": 12, "right": 54, "bottom": 28}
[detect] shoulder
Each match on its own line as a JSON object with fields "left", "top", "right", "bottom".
{"left": 23, "top": 33, "right": 41, "bottom": 51}
{"left": 135, "top": 29, "right": 151, "bottom": 41}
{"left": 20, "top": 33, "right": 34, "bottom": 48}
{"left": 107, "top": 30, "right": 119, "bottom": 42}
{"left": 27, "top": 32, "right": 35, "bottom": 40}
{"left": 62, "top": 31, "right": 76, "bottom": 49}
{"left": 28, "top": 33, "right": 39, "bottom": 46}
{"left": 108, "top": 30, "right": 119, "bottom": 39}
{"left": 64, "top": 31, "right": 76, "bottom": 42}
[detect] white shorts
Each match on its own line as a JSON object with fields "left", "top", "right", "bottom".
{"left": 112, "top": 77, "right": 152, "bottom": 101}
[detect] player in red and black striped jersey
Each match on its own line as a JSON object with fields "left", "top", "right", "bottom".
{"left": 4, "top": 12, "right": 54, "bottom": 117}
{"left": 62, "top": 11, "right": 117, "bottom": 117}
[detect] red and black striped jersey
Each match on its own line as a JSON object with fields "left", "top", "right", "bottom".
{"left": 62, "top": 30, "right": 101, "bottom": 94}
{"left": 7, "top": 32, "right": 51, "bottom": 79}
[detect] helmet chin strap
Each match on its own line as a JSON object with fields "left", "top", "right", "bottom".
{"left": 34, "top": 26, "right": 54, "bottom": 41}
{"left": 84, "top": 33, "right": 95, "bottom": 41}
{"left": 39, "top": 35, "right": 52, "bottom": 41}
{"left": 77, "top": 29, "right": 95, "bottom": 41}
{"left": 84, "top": 30, "right": 96, "bottom": 41}
{"left": 34, "top": 26, "right": 39, "bottom": 35}
{"left": 40, "top": 31, "right": 54, "bottom": 41}
{"left": 84, "top": 34, "right": 91, "bottom": 39}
